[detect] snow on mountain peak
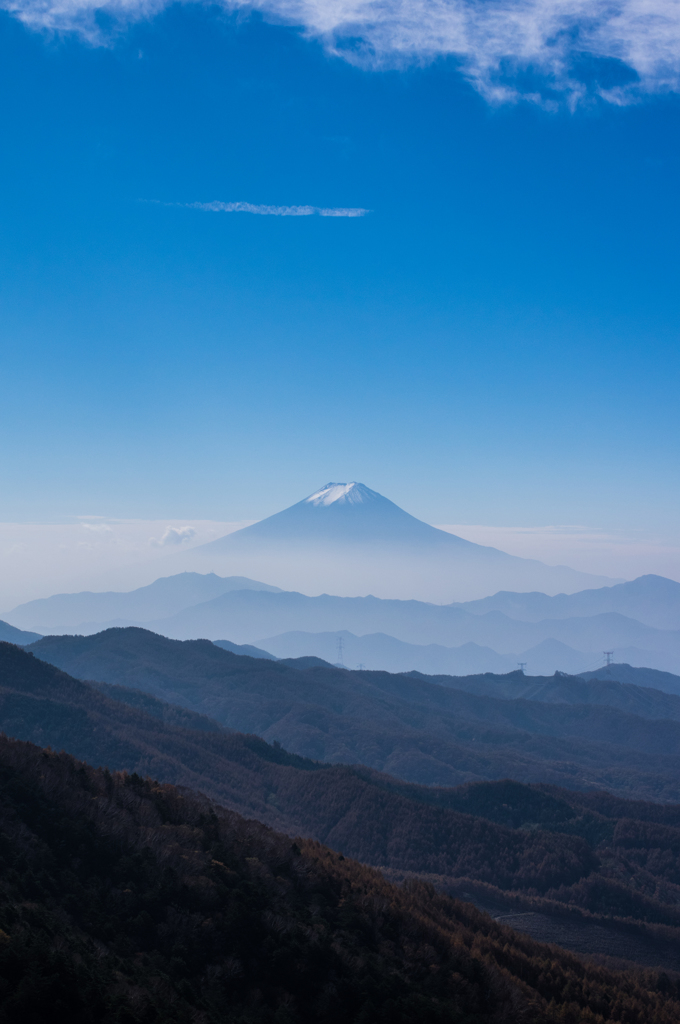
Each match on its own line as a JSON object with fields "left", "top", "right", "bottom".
{"left": 305, "top": 482, "right": 375, "bottom": 507}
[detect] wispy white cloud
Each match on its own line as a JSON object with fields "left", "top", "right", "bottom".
{"left": 81, "top": 521, "right": 115, "bottom": 534}
{"left": 4, "top": 0, "right": 680, "bottom": 104}
{"left": 149, "top": 525, "right": 197, "bottom": 547}
{"left": 178, "top": 201, "right": 370, "bottom": 217}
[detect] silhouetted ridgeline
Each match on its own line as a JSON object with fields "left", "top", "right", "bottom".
{"left": 580, "top": 664, "right": 680, "bottom": 698}
{"left": 0, "top": 733, "right": 679, "bottom": 1022}
{"left": 416, "top": 666, "right": 680, "bottom": 720}
{"left": 6, "top": 641, "right": 680, "bottom": 959}
{"left": 26, "top": 628, "right": 680, "bottom": 800}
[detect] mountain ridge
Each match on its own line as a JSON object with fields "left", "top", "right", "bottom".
{"left": 25, "top": 626, "right": 680, "bottom": 800}
{"left": 132, "top": 588, "right": 680, "bottom": 673}
{"left": 5, "top": 571, "right": 281, "bottom": 634}
{"left": 8, "top": 570, "right": 680, "bottom": 673}
{"left": 457, "top": 574, "right": 680, "bottom": 630}
{"left": 0, "top": 619, "right": 42, "bottom": 645}
{"left": 256, "top": 629, "right": 680, "bottom": 678}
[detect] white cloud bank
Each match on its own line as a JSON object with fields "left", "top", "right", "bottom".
{"left": 437, "top": 523, "right": 680, "bottom": 580}
{"left": 0, "top": 518, "right": 254, "bottom": 610}
{"left": 187, "top": 201, "right": 370, "bottom": 216}
{"left": 4, "top": 0, "right": 680, "bottom": 103}
{"left": 1, "top": 515, "right": 678, "bottom": 612}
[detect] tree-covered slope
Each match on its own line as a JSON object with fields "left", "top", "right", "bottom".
{"left": 6, "top": 641, "right": 680, "bottom": 951}
{"left": 0, "top": 732, "right": 678, "bottom": 1023}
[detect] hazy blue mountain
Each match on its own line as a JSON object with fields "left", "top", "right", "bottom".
{"left": 259, "top": 630, "right": 680, "bottom": 720}
{"left": 0, "top": 620, "right": 42, "bottom": 644}
{"left": 5, "top": 571, "right": 282, "bottom": 635}
{"left": 258, "top": 631, "right": 604, "bottom": 676}
{"left": 140, "top": 587, "right": 680, "bottom": 673}
{"left": 457, "top": 574, "right": 680, "bottom": 631}
{"left": 508, "top": 640, "right": 675, "bottom": 677}
{"left": 179, "top": 482, "right": 620, "bottom": 600}
{"left": 513, "top": 638, "right": 597, "bottom": 675}
{"left": 25, "top": 627, "right": 680, "bottom": 800}
{"left": 258, "top": 630, "right": 515, "bottom": 674}
{"left": 580, "top": 663, "right": 680, "bottom": 697}
{"left": 213, "top": 638, "right": 277, "bottom": 659}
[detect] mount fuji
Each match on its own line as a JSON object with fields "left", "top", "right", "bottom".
{"left": 177, "top": 482, "right": 621, "bottom": 602}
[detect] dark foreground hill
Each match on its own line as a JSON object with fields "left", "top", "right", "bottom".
{"left": 0, "top": 643, "right": 618, "bottom": 895}
{"left": 6, "top": 642, "right": 680, "bottom": 967}
{"left": 0, "top": 734, "right": 679, "bottom": 1024}
{"left": 27, "top": 628, "right": 680, "bottom": 801}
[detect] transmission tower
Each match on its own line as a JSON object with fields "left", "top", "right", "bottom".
{"left": 336, "top": 636, "right": 345, "bottom": 667}
{"left": 517, "top": 662, "right": 527, "bottom": 674}
{"left": 604, "top": 651, "right": 614, "bottom": 667}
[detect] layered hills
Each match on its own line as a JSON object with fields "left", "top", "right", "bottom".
{"left": 0, "top": 731, "right": 678, "bottom": 1024}
{"left": 5, "top": 641, "right": 680, "bottom": 975}
{"left": 459, "top": 575, "right": 680, "bottom": 631}
{"left": 25, "top": 627, "right": 680, "bottom": 800}
{"left": 0, "top": 619, "right": 41, "bottom": 645}
{"left": 5, "top": 571, "right": 280, "bottom": 636}
{"left": 9, "top": 571, "right": 680, "bottom": 675}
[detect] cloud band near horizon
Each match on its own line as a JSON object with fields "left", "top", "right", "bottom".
{"left": 4, "top": 0, "right": 680, "bottom": 104}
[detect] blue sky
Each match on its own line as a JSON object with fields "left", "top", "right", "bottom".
{"left": 1, "top": 0, "right": 679, "bottom": 554}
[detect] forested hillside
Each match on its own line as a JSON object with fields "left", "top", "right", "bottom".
{"left": 5, "top": 641, "right": 680, "bottom": 967}
{"left": 28, "top": 628, "right": 680, "bottom": 800}
{"left": 0, "top": 731, "right": 678, "bottom": 1022}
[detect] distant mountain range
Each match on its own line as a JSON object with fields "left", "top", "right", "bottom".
{"left": 456, "top": 573, "right": 680, "bottom": 630}
{"left": 257, "top": 629, "right": 680, "bottom": 676}
{"left": 0, "top": 619, "right": 42, "bottom": 644}
{"left": 175, "top": 481, "right": 620, "bottom": 601}
{"left": 7, "top": 570, "right": 680, "bottom": 675}
{"left": 3, "top": 571, "right": 280, "bottom": 636}
{"left": 25, "top": 626, "right": 680, "bottom": 800}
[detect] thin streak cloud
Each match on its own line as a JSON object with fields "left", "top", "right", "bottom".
{"left": 188, "top": 201, "right": 370, "bottom": 217}
{"left": 5, "top": 0, "right": 680, "bottom": 104}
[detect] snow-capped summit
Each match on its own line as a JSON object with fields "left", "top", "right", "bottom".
{"left": 187, "top": 480, "right": 620, "bottom": 601}
{"left": 203, "top": 480, "right": 451, "bottom": 548}
{"left": 305, "top": 482, "right": 378, "bottom": 507}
